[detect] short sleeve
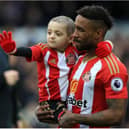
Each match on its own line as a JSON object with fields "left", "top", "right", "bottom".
{"left": 105, "top": 73, "right": 128, "bottom": 99}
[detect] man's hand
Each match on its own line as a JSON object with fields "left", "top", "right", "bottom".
{"left": 96, "top": 40, "right": 113, "bottom": 58}
{"left": 58, "top": 110, "right": 76, "bottom": 128}
{"left": 0, "top": 30, "right": 16, "bottom": 54}
{"left": 4, "top": 70, "right": 19, "bottom": 86}
{"left": 35, "top": 105, "right": 56, "bottom": 124}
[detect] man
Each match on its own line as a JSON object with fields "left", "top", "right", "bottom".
{"left": 36, "top": 5, "right": 128, "bottom": 128}
{"left": 0, "top": 49, "right": 19, "bottom": 127}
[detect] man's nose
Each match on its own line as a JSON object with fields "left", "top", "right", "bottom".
{"left": 73, "top": 30, "right": 79, "bottom": 38}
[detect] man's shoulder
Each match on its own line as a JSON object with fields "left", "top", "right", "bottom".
{"left": 101, "top": 53, "right": 127, "bottom": 75}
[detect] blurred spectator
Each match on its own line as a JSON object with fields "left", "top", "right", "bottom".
{"left": 1, "top": 1, "right": 24, "bottom": 27}
{"left": 25, "top": 6, "right": 43, "bottom": 26}
{"left": 60, "top": 1, "right": 77, "bottom": 18}
{"left": 0, "top": 1, "right": 129, "bottom": 27}
{"left": 0, "top": 49, "right": 19, "bottom": 127}
{"left": 9, "top": 55, "right": 38, "bottom": 108}
{"left": 13, "top": 27, "right": 47, "bottom": 47}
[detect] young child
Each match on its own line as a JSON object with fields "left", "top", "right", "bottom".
{"left": 0, "top": 16, "right": 113, "bottom": 121}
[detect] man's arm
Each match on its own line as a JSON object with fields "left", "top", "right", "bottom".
{"left": 3, "top": 70, "right": 19, "bottom": 86}
{"left": 59, "top": 99, "right": 127, "bottom": 127}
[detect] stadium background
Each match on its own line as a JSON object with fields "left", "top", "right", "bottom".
{"left": 0, "top": 1, "right": 129, "bottom": 127}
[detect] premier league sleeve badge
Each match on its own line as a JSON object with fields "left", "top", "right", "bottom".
{"left": 111, "top": 77, "right": 123, "bottom": 92}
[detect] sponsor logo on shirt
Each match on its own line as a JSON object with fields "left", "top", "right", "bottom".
{"left": 66, "top": 53, "right": 76, "bottom": 65}
{"left": 70, "top": 80, "right": 78, "bottom": 94}
{"left": 66, "top": 96, "right": 87, "bottom": 108}
{"left": 82, "top": 71, "right": 91, "bottom": 82}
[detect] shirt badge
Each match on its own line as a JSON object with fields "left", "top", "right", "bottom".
{"left": 50, "top": 58, "right": 56, "bottom": 64}
{"left": 66, "top": 53, "right": 76, "bottom": 65}
{"left": 82, "top": 71, "right": 91, "bottom": 82}
{"left": 111, "top": 77, "right": 123, "bottom": 92}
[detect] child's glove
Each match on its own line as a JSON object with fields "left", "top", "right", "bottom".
{"left": 54, "top": 102, "right": 66, "bottom": 122}
{"left": 96, "top": 40, "right": 113, "bottom": 58}
{"left": 0, "top": 30, "right": 16, "bottom": 54}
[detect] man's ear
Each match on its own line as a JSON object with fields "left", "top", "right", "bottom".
{"left": 95, "top": 28, "right": 104, "bottom": 41}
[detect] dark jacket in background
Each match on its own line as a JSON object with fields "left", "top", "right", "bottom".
{"left": 0, "top": 50, "right": 18, "bottom": 127}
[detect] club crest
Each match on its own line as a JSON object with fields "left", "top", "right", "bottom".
{"left": 66, "top": 53, "right": 76, "bottom": 65}
{"left": 82, "top": 71, "right": 91, "bottom": 82}
{"left": 50, "top": 58, "right": 56, "bottom": 64}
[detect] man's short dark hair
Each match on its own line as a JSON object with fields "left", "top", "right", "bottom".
{"left": 76, "top": 5, "right": 113, "bottom": 29}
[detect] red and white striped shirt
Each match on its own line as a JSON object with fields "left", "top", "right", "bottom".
{"left": 67, "top": 53, "right": 128, "bottom": 128}
{"left": 28, "top": 43, "right": 78, "bottom": 102}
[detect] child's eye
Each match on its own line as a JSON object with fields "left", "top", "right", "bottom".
{"left": 56, "top": 33, "right": 62, "bottom": 36}
{"left": 47, "top": 31, "right": 51, "bottom": 35}
{"left": 56, "top": 31, "right": 64, "bottom": 36}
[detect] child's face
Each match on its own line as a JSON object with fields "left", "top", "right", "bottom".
{"left": 47, "top": 21, "right": 71, "bottom": 52}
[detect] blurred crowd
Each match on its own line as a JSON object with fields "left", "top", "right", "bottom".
{"left": 0, "top": 1, "right": 129, "bottom": 128}
{"left": 0, "top": 1, "right": 129, "bottom": 27}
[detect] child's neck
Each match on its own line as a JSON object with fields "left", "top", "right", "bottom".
{"left": 56, "top": 44, "right": 70, "bottom": 53}
{"left": 53, "top": 48, "right": 65, "bottom": 53}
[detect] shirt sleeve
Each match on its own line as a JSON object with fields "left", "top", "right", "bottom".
{"left": 105, "top": 73, "right": 128, "bottom": 99}
{"left": 26, "top": 43, "right": 43, "bottom": 62}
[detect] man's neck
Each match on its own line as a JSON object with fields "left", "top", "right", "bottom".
{"left": 83, "top": 49, "right": 96, "bottom": 62}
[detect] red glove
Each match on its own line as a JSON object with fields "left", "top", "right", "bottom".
{"left": 95, "top": 40, "right": 113, "bottom": 58}
{"left": 58, "top": 110, "right": 65, "bottom": 121}
{"left": 0, "top": 30, "right": 16, "bottom": 54}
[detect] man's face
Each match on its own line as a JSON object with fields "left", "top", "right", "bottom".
{"left": 47, "top": 21, "right": 71, "bottom": 51}
{"left": 73, "top": 15, "right": 96, "bottom": 51}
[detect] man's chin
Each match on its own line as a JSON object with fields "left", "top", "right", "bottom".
{"left": 73, "top": 42, "right": 80, "bottom": 48}
{"left": 76, "top": 45, "right": 84, "bottom": 51}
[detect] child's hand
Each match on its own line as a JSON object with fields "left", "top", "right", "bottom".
{"left": 0, "top": 30, "right": 16, "bottom": 54}
{"left": 96, "top": 40, "right": 113, "bottom": 58}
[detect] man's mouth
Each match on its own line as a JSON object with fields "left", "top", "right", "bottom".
{"left": 73, "top": 40, "right": 80, "bottom": 46}
{"left": 73, "top": 37, "right": 80, "bottom": 43}
{"left": 72, "top": 41, "right": 80, "bottom": 49}
{"left": 74, "top": 42, "right": 80, "bottom": 46}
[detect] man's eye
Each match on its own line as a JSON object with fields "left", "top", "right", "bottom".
{"left": 78, "top": 28, "right": 84, "bottom": 32}
{"left": 76, "top": 26, "right": 85, "bottom": 32}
